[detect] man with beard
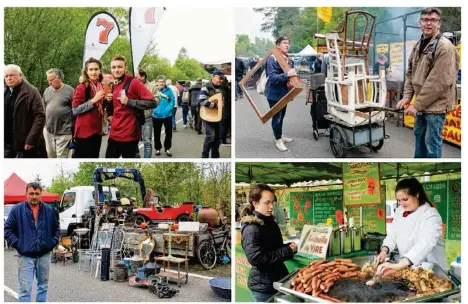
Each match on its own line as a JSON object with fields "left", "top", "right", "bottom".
{"left": 396, "top": 8, "right": 459, "bottom": 158}
{"left": 105, "top": 55, "right": 157, "bottom": 158}
{"left": 5, "top": 182, "right": 60, "bottom": 302}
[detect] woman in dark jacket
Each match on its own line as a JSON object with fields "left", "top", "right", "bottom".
{"left": 72, "top": 57, "right": 106, "bottom": 158}
{"left": 241, "top": 183, "right": 297, "bottom": 302}
{"left": 265, "top": 36, "right": 297, "bottom": 152}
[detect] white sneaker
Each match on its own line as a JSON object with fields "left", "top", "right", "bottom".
{"left": 282, "top": 135, "right": 292, "bottom": 143}
{"left": 276, "top": 139, "right": 288, "bottom": 152}
{"left": 183, "top": 124, "right": 187, "bottom": 129}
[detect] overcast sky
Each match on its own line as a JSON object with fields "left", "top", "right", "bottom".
{"left": 4, "top": 161, "right": 80, "bottom": 187}
{"left": 153, "top": 8, "right": 234, "bottom": 64}
{"left": 235, "top": 8, "right": 273, "bottom": 41}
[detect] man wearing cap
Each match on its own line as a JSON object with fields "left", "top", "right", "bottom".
{"left": 198, "top": 71, "right": 225, "bottom": 158}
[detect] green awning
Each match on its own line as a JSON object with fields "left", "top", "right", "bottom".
{"left": 235, "top": 162, "right": 460, "bottom": 185}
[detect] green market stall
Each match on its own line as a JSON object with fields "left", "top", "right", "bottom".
{"left": 235, "top": 162, "right": 461, "bottom": 302}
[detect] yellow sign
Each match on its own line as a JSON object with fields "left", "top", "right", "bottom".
{"left": 376, "top": 44, "right": 389, "bottom": 53}
{"left": 317, "top": 7, "right": 332, "bottom": 23}
{"left": 404, "top": 98, "right": 461, "bottom": 146}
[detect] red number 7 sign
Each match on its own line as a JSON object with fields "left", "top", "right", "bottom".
{"left": 96, "top": 18, "right": 115, "bottom": 45}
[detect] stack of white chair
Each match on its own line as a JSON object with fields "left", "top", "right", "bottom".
{"left": 324, "top": 16, "right": 387, "bottom": 126}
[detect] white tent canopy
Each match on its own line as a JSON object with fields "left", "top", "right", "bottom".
{"left": 297, "top": 45, "right": 317, "bottom": 56}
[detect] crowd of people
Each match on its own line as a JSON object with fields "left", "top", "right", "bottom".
{"left": 4, "top": 56, "right": 231, "bottom": 159}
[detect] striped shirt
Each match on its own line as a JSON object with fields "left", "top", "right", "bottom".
{"left": 198, "top": 82, "right": 222, "bottom": 108}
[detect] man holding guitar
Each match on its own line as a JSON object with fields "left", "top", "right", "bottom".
{"left": 198, "top": 71, "right": 225, "bottom": 158}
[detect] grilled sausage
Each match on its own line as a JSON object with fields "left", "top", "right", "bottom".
{"left": 305, "top": 286, "right": 313, "bottom": 294}
{"left": 342, "top": 263, "right": 358, "bottom": 268}
{"left": 312, "top": 276, "right": 318, "bottom": 290}
{"left": 324, "top": 281, "right": 334, "bottom": 293}
{"left": 311, "top": 259, "right": 326, "bottom": 266}
{"left": 316, "top": 279, "right": 322, "bottom": 291}
{"left": 341, "top": 271, "right": 359, "bottom": 278}
{"left": 334, "top": 258, "right": 352, "bottom": 263}
{"left": 301, "top": 270, "right": 322, "bottom": 283}
{"left": 312, "top": 289, "right": 321, "bottom": 297}
{"left": 320, "top": 261, "right": 337, "bottom": 267}
{"left": 318, "top": 294, "right": 342, "bottom": 302}
{"left": 323, "top": 272, "right": 341, "bottom": 281}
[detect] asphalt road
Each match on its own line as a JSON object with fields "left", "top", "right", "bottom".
{"left": 235, "top": 89, "right": 461, "bottom": 158}
{"left": 3, "top": 250, "right": 229, "bottom": 302}
{"left": 97, "top": 107, "right": 231, "bottom": 158}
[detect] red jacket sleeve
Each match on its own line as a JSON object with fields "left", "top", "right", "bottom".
{"left": 72, "top": 84, "right": 86, "bottom": 108}
{"left": 129, "top": 79, "right": 154, "bottom": 100}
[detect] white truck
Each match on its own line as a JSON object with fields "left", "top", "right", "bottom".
{"left": 59, "top": 186, "right": 119, "bottom": 238}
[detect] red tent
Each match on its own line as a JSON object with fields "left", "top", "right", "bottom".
{"left": 4, "top": 173, "right": 61, "bottom": 204}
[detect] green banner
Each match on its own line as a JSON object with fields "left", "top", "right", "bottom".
{"left": 343, "top": 163, "right": 381, "bottom": 206}
{"left": 423, "top": 181, "right": 448, "bottom": 238}
{"left": 347, "top": 185, "right": 386, "bottom": 234}
{"left": 235, "top": 244, "right": 254, "bottom": 302}
{"left": 313, "top": 190, "right": 343, "bottom": 227}
{"left": 447, "top": 180, "right": 461, "bottom": 241}
{"left": 289, "top": 192, "right": 314, "bottom": 226}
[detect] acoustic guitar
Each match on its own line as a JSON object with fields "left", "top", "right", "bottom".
{"left": 200, "top": 93, "right": 223, "bottom": 122}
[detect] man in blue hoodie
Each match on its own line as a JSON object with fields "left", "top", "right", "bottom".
{"left": 5, "top": 182, "right": 60, "bottom": 302}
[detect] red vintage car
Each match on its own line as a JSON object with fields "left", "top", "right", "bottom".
{"left": 135, "top": 202, "right": 194, "bottom": 224}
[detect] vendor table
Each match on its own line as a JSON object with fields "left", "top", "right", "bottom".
{"left": 156, "top": 256, "right": 188, "bottom": 287}
{"left": 235, "top": 237, "right": 373, "bottom": 302}
{"left": 156, "top": 233, "right": 190, "bottom": 287}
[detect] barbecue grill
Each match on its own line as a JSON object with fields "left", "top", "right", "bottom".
{"left": 272, "top": 255, "right": 460, "bottom": 303}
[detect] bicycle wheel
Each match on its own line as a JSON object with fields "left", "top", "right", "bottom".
{"left": 196, "top": 240, "right": 217, "bottom": 269}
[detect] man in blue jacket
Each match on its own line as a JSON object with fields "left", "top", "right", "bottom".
{"left": 4, "top": 182, "right": 60, "bottom": 302}
{"left": 152, "top": 75, "right": 176, "bottom": 157}
{"left": 265, "top": 36, "right": 297, "bottom": 152}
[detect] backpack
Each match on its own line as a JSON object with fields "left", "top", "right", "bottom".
{"left": 256, "top": 55, "right": 276, "bottom": 95}
{"left": 256, "top": 70, "right": 268, "bottom": 95}
{"left": 182, "top": 89, "right": 190, "bottom": 103}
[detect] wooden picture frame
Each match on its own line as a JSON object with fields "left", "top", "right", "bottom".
{"left": 238, "top": 48, "right": 303, "bottom": 124}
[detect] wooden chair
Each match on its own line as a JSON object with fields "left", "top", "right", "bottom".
{"left": 323, "top": 10, "right": 387, "bottom": 126}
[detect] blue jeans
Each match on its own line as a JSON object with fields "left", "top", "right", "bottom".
{"left": 414, "top": 113, "right": 445, "bottom": 158}
{"left": 202, "top": 121, "right": 221, "bottom": 158}
{"left": 18, "top": 252, "right": 51, "bottom": 302}
{"left": 182, "top": 104, "right": 189, "bottom": 125}
{"left": 172, "top": 107, "right": 177, "bottom": 129}
{"left": 251, "top": 290, "right": 275, "bottom": 302}
{"left": 236, "top": 76, "right": 243, "bottom": 97}
{"left": 267, "top": 99, "right": 287, "bottom": 140}
{"left": 142, "top": 118, "right": 153, "bottom": 158}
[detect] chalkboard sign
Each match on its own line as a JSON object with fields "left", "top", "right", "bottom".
{"left": 289, "top": 192, "right": 314, "bottom": 226}
{"left": 313, "top": 190, "right": 343, "bottom": 227}
{"left": 423, "top": 181, "right": 448, "bottom": 238}
{"left": 346, "top": 185, "right": 386, "bottom": 234}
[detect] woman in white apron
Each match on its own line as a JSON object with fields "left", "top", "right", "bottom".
{"left": 377, "top": 178, "right": 446, "bottom": 277}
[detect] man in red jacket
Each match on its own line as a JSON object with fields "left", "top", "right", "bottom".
{"left": 105, "top": 55, "right": 157, "bottom": 158}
